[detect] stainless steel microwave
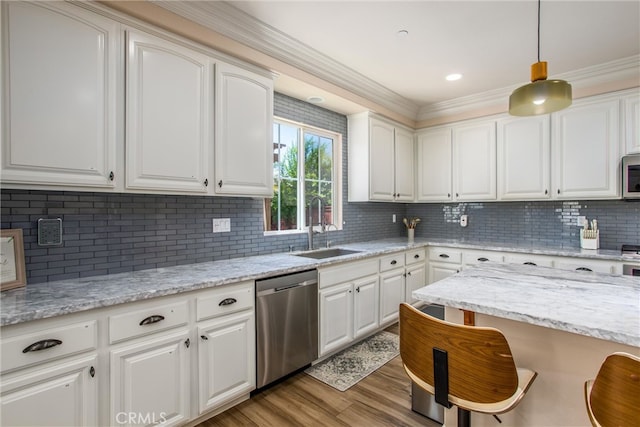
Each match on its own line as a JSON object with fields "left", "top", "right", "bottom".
{"left": 622, "top": 154, "right": 640, "bottom": 199}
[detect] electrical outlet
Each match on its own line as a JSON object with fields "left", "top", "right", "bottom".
{"left": 577, "top": 216, "right": 586, "bottom": 227}
{"left": 212, "top": 218, "right": 231, "bottom": 233}
{"left": 460, "top": 215, "right": 468, "bottom": 227}
{"left": 392, "top": 214, "right": 396, "bottom": 223}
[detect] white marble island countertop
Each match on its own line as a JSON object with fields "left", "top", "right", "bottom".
{"left": 413, "top": 263, "right": 640, "bottom": 347}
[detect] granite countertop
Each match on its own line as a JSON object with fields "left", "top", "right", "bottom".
{"left": 1, "top": 237, "right": 636, "bottom": 327}
{"left": 413, "top": 262, "right": 640, "bottom": 347}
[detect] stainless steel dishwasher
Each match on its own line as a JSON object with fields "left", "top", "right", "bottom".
{"left": 256, "top": 269, "right": 318, "bottom": 389}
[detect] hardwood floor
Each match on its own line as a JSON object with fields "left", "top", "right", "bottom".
{"left": 198, "top": 325, "right": 440, "bottom": 427}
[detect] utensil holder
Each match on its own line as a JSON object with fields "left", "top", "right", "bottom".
{"left": 407, "top": 228, "right": 415, "bottom": 244}
{"left": 580, "top": 229, "right": 599, "bottom": 250}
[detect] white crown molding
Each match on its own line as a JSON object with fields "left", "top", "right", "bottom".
{"left": 417, "top": 55, "right": 640, "bottom": 122}
{"left": 152, "top": 0, "right": 421, "bottom": 119}
{"left": 151, "top": 1, "right": 638, "bottom": 124}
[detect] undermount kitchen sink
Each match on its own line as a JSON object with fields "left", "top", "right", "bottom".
{"left": 293, "top": 248, "right": 361, "bottom": 259}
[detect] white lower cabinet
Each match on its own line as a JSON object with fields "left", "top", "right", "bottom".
{"left": 428, "top": 247, "right": 462, "bottom": 284}
{"left": 353, "top": 276, "right": 380, "bottom": 339}
{"left": 319, "top": 282, "right": 354, "bottom": 356}
{"left": 197, "top": 310, "right": 255, "bottom": 414}
{"left": 1, "top": 355, "right": 98, "bottom": 427}
{"left": 405, "top": 263, "right": 427, "bottom": 306}
{"left": 379, "top": 269, "right": 405, "bottom": 325}
{"left": 109, "top": 330, "right": 191, "bottom": 427}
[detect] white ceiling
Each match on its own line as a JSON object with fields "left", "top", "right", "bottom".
{"left": 156, "top": 1, "right": 640, "bottom": 120}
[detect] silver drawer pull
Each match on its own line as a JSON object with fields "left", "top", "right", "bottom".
{"left": 439, "top": 254, "right": 450, "bottom": 259}
{"left": 139, "top": 315, "right": 165, "bottom": 326}
{"left": 219, "top": 298, "right": 237, "bottom": 306}
{"left": 22, "top": 339, "right": 62, "bottom": 353}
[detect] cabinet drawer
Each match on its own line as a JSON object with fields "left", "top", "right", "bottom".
{"left": 405, "top": 248, "right": 426, "bottom": 265}
{"left": 429, "top": 248, "right": 462, "bottom": 264}
{"left": 319, "top": 258, "right": 378, "bottom": 289}
{"left": 503, "top": 254, "right": 554, "bottom": 267}
{"left": 379, "top": 253, "right": 406, "bottom": 272}
{"left": 197, "top": 281, "right": 254, "bottom": 321}
{"left": 462, "top": 251, "right": 503, "bottom": 266}
{"left": 109, "top": 301, "right": 188, "bottom": 344}
{"left": 1, "top": 320, "right": 97, "bottom": 373}
{"left": 553, "top": 259, "right": 614, "bottom": 274}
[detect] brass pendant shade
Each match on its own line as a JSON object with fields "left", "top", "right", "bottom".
{"left": 508, "top": 0, "right": 572, "bottom": 116}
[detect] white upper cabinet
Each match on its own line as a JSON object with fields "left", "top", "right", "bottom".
{"left": 497, "top": 115, "right": 551, "bottom": 200}
{"left": 348, "top": 113, "right": 415, "bottom": 202}
{"left": 623, "top": 91, "right": 640, "bottom": 154}
{"left": 214, "top": 62, "right": 273, "bottom": 197}
{"left": 368, "top": 118, "right": 396, "bottom": 201}
{"left": 416, "top": 127, "right": 453, "bottom": 202}
{"left": 452, "top": 121, "right": 497, "bottom": 201}
{"left": 1, "top": 2, "right": 118, "bottom": 189}
{"left": 393, "top": 128, "right": 416, "bottom": 201}
{"left": 552, "top": 95, "right": 620, "bottom": 199}
{"left": 126, "top": 30, "right": 213, "bottom": 193}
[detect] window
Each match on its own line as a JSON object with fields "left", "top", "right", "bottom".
{"left": 265, "top": 118, "right": 342, "bottom": 233}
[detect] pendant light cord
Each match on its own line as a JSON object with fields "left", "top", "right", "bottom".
{"left": 537, "top": 0, "right": 541, "bottom": 63}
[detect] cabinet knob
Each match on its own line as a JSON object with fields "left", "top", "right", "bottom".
{"left": 184, "top": 338, "right": 191, "bottom": 348}
{"left": 204, "top": 178, "right": 208, "bottom": 187}
{"left": 89, "top": 366, "right": 95, "bottom": 378}
{"left": 22, "top": 339, "right": 62, "bottom": 353}
{"left": 139, "top": 315, "right": 165, "bottom": 326}
{"left": 456, "top": 193, "right": 459, "bottom": 197}
{"left": 109, "top": 171, "right": 114, "bottom": 181}
{"left": 447, "top": 193, "right": 451, "bottom": 198}
{"left": 200, "top": 335, "right": 209, "bottom": 341}
{"left": 218, "top": 180, "right": 223, "bottom": 188}
{"left": 407, "top": 271, "right": 412, "bottom": 276}
{"left": 544, "top": 189, "right": 548, "bottom": 195}
{"left": 356, "top": 286, "right": 360, "bottom": 293}
{"left": 557, "top": 189, "right": 560, "bottom": 194}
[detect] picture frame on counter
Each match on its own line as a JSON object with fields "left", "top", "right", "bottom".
{"left": 1, "top": 229, "right": 26, "bottom": 291}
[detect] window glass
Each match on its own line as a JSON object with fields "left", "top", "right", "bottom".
{"left": 266, "top": 119, "right": 341, "bottom": 233}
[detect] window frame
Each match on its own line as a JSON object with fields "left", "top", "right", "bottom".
{"left": 265, "top": 117, "right": 343, "bottom": 236}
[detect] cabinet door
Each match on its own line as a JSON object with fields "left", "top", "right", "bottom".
{"left": 215, "top": 62, "right": 273, "bottom": 196}
{"left": 1, "top": 2, "right": 118, "bottom": 188}
{"left": 497, "top": 115, "right": 551, "bottom": 200}
{"left": 405, "top": 263, "right": 426, "bottom": 306}
{"left": 110, "top": 331, "right": 190, "bottom": 427}
{"left": 453, "top": 121, "right": 497, "bottom": 201}
{"left": 368, "top": 118, "right": 396, "bottom": 201}
{"left": 379, "top": 270, "right": 405, "bottom": 325}
{"left": 319, "top": 283, "right": 353, "bottom": 356}
{"left": 623, "top": 92, "right": 640, "bottom": 154}
{"left": 416, "top": 128, "right": 453, "bottom": 201}
{"left": 394, "top": 128, "right": 415, "bottom": 201}
{"left": 126, "top": 30, "right": 212, "bottom": 193}
{"left": 428, "top": 263, "right": 460, "bottom": 284}
{"left": 1, "top": 355, "right": 97, "bottom": 427}
{"left": 353, "top": 276, "right": 379, "bottom": 339}
{"left": 197, "top": 310, "right": 255, "bottom": 414}
{"left": 552, "top": 97, "right": 620, "bottom": 199}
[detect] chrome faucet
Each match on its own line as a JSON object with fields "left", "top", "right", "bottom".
{"left": 307, "top": 196, "right": 325, "bottom": 250}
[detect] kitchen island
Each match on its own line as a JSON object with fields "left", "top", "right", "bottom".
{"left": 413, "top": 263, "right": 639, "bottom": 427}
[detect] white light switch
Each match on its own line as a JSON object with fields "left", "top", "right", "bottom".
{"left": 212, "top": 218, "right": 231, "bottom": 233}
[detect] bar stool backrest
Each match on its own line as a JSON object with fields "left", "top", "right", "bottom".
{"left": 399, "top": 303, "right": 518, "bottom": 405}
{"left": 586, "top": 352, "right": 640, "bottom": 427}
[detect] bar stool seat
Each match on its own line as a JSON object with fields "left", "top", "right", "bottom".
{"left": 399, "top": 303, "right": 537, "bottom": 426}
{"left": 584, "top": 352, "right": 640, "bottom": 427}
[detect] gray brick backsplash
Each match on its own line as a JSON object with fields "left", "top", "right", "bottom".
{"left": 2, "top": 93, "right": 639, "bottom": 284}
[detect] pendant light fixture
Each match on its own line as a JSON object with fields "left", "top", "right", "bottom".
{"left": 509, "top": 0, "right": 572, "bottom": 116}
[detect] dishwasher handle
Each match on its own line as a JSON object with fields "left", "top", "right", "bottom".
{"left": 257, "top": 279, "right": 317, "bottom": 297}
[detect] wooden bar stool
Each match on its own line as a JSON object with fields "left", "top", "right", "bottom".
{"left": 399, "top": 303, "right": 537, "bottom": 427}
{"left": 584, "top": 352, "right": 640, "bottom": 427}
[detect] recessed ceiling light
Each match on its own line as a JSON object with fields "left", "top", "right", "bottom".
{"left": 446, "top": 73, "right": 462, "bottom": 81}
{"left": 307, "top": 96, "right": 324, "bottom": 104}
{"left": 397, "top": 30, "right": 409, "bottom": 38}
